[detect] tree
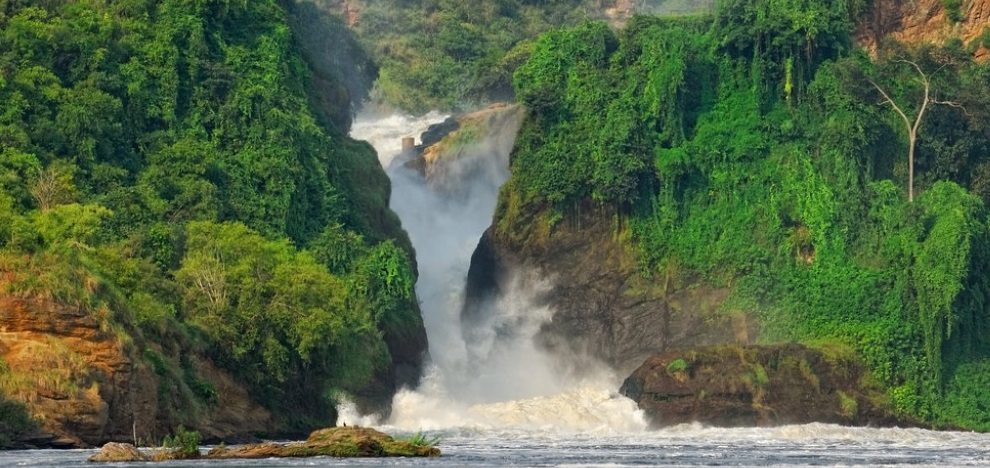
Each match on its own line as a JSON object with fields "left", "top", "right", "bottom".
{"left": 29, "top": 163, "right": 76, "bottom": 211}
{"left": 868, "top": 60, "right": 964, "bottom": 202}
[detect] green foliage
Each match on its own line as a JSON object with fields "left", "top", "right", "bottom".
{"left": 506, "top": 2, "right": 990, "bottom": 430}
{"left": 0, "top": 0, "right": 420, "bottom": 428}
{"left": 403, "top": 431, "right": 442, "bottom": 449}
{"left": 162, "top": 425, "right": 201, "bottom": 458}
{"left": 351, "top": 0, "right": 598, "bottom": 112}
{"left": 942, "top": 0, "right": 965, "bottom": 23}
{"left": 938, "top": 360, "right": 990, "bottom": 430}
{"left": 667, "top": 358, "right": 689, "bottom": 374}
{"left": 0, "top": 360, "right": 37, "bottom": 449}
{"left": 838, "top": 391, "right": 859, "bottom": 418}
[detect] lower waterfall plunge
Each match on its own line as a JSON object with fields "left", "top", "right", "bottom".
{"left": 345, "top": 110, "right": 646, "bottom": 433}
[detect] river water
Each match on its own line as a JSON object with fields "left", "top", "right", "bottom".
{"left": 5, "top": 424, "right": 990, "bottom": 466}
{"left": 5, "top": 112, "right": 990, "bottom": 466}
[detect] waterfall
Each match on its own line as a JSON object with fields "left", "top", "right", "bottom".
{"left": 346, "top": 109, "right": 646, "bottom": 433}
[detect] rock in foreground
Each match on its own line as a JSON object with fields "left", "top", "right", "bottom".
{"left": 89, "top": 427, "right": 439, "bottom": 463}
{"left": 208, "top": 427, "right": 440, "bottom": 458}
{"left": 620, "top": 343, "right": 906, "bottom": 428}
{"left": 88, "top": 443, "right": 148, "bottom": 462}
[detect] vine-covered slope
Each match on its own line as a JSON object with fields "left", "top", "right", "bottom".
{"left": 0, "top": 0, "right": 425, "bottom": 446}
{"left": 482, "top": 0, "right": 990, "bottom": 430}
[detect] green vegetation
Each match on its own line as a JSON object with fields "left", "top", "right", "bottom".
{"left": 347, "top": 0, "right": 596, "bottom": 112}
{"left": 0, "top": 0, "right": 421, "bottom": 428}
{"left": 162, "top": 425, "right": 201, "bottom": 458}
{"left": 667, "top": 358, "right": 689, "bottom": 374}
{"left": 838, "top": 391, "right": 859, "bottom": 418}
{"left": 505, "top": 0, "right": 990, "bottom": 430}
{"left": 404, "top": 431, "right": 442, "bottom": 449}
{"left": 942, "top": 0, "right": 965, "bottom": 23}
{"left": 0, "top": 371, "right": 37, "bottom": 449}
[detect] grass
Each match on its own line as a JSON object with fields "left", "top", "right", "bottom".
{"left": 667, "top": 358, "right": 689, "bottom": 374}
{"left": 0, "top": 392, "right": 37, "bottom": 449}
{"left": 838, "top": 391, "right": 859, "bottom": 418}
{"left": 403, "top": 432, "right": 442, "bottom": 448}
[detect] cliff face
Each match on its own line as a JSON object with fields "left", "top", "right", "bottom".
{"left": 620, "top": 344, "right": 903, "bottom": 428}
{"left": 0, "top": 286, "right": 273, "bottom": 448}
{"left": 464, "top": 202, "right": 753, "bottom": 375}
{"left": 857, "top": 0, "right": 990, "bottom": 59}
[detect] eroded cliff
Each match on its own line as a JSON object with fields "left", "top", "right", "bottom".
{"left": 857, "top": 0, "right": 990, "bottom": 59}
{"left": 0, "top": 278, "right": 273, "bottom": 448}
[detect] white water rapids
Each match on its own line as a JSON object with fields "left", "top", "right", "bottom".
{"left": 338, "top": 111, "right": 990, "bottom": 467}
{"left": 6, "top": 112, "right": 990, "bottom": 467}
{"left": 346, "top": 110, "right": 646, "bottom": 434}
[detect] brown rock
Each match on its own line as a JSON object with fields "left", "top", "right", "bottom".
{"left": 0, "top": 271, "right": 273, "bottom": 447}
{"left": 404, "top": 103, "right": 524, "bottom": 195}
{"left": 620, "top": 343, "right": 907, "bottom": 428}
{"left": 856, "top": 0, "right": 990, "bottom": 60}
{"left": 464, "top": 199, "right": 745, "bottom": 377}
{"left": 88, "top": 442, "right": 148, "bottom": 463}
{"left": 207, "top": 426, "right": 440, "bottom": 459}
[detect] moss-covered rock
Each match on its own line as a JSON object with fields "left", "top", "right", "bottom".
{"left": 88, "top": 443, "right": 149, "bottom": 463}
{"left": 206, "top": 427, "right": 440, "bottom": 459}
{"left": 620, "top": 343, "right": 910, "bottom": 428}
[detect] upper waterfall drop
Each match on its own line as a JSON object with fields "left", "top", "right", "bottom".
{"left": 347, "top": 106, "right": 648, "bottom": 433}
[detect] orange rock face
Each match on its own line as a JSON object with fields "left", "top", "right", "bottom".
{"left": 0, "top": 293, "right": 140, "bottom": 447}
{"left": 856, "top": 0, "right": 990, "bottom": 59}
{"left": 0, "top": 285, "right": 272, "bottom": 447}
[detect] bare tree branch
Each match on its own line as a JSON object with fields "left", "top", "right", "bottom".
{"left": 869, "top": 59, "right": 963, "bottom": 203}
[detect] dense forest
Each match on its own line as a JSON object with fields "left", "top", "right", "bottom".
{"left": 3, "top": 0, "right": 990, "bottom": 447}
{"left": 500, "top": 1, "right": 990, "bottom": 429}
{"left": 345, "top": 0, "right": 713, "bottom": 112}
{"left": 0, "top": 0, "right": 423, "bottom": 444}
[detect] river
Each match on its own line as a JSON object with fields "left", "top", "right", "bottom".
{"left": 4, "top": 424, "right": 990, "bottom": 466}
{"left": 5, "top": 112, "right": 990, "bottom": 467}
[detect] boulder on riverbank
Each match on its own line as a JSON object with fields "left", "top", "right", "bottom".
{"left": 208, "top": 426, "right": 439, "bottom": 458}
{"left": 88, "top": 443, "right": 148, "bottom": 462}
{"left": 87, "top": 427, "right": 439, "bottom": 463}
{"left": 620, "top": 343, "right": 907, "bottom": 428}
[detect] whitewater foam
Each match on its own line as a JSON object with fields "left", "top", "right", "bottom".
{"left": 348, "top": 110, "right": 646, "bottom": 434}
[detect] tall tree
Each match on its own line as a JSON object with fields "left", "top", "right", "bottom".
{"left": 868, "top": 60, "right": 964, "bottom": 202}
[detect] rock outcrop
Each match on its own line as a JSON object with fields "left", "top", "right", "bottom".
{"left": 857, "top": 0, "right": 990, "bottom": 60}
{"left": 206, "top": 427, "right": 440, "bottom": 459}
{"left": 87, "top": 427, "right": 438, "bottom": 463}
{"left": 0, "top": 283, "right": 273, "bottom": 448}
{"left": 464, "top": 201, "right": 751, "bottom": 376}
{"left": 397, "top": 103, "right": 524, "bottom": 197}
{"left": 88, "top": 443, "right": 149, "bottom": 463}
{"left": 620, "top": 344, "right": 904, "bottom": 427}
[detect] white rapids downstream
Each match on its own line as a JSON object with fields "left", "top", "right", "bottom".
{"left": 341, "top": 111, "right": 990, "bottom": 466}
{"left": 5, "top": 112, "right": 990, "bottom": 467}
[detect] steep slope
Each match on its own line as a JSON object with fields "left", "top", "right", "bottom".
{"left": 857, "top": 0, "right": 990, "bottom": 59}
{"left": 0, "top": 0, "right": 425, "bottom": 447}
{"left": 465, "top": 3, "right": 990, "bottom": 431}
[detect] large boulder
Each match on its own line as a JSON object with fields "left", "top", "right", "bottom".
{"left": 620, "top": 343, "right": 906, "bottom": 427}
{"left": 403, "top": 103, "right": 524, "bottom": 195}
{"left": 88, "top": 443, "right": 148, "bottom": 463}
{"left": 206, "top": 426, "right": 440, "bottom": 459}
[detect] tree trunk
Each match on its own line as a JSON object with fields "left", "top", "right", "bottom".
{"left": 908, "top": 133, "right": 916, "bottom": 203}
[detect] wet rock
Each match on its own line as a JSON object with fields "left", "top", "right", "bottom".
{"left": 206, "top": 426, "right": 440, "bottom": 459}
{"left": 464, "top": 200, "right": 744, "bottom": 377}
{"left": 148, "top": 448, "right": 200, "bottom": 461}
{"left": 88, "top": 443, "right": 148, "bottom": 463}
{"left": 402, "top": 103, "right": 523, "bottom": 195}
{"left": 620, "top": 343, "right": 906, "bottom": 428}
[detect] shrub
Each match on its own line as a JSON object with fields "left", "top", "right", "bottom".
{"left": 162, "top": 425, "right": 201, "bottom": 458}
